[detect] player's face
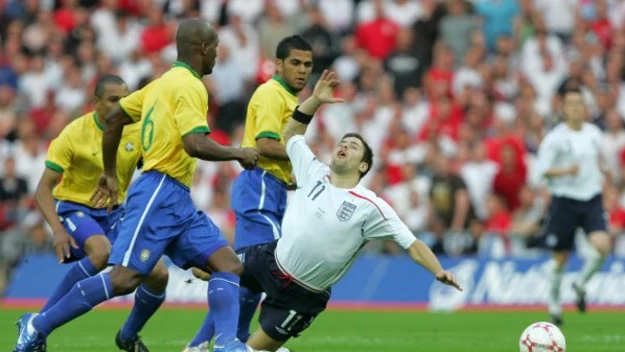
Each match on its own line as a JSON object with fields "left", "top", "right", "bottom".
{"left": 331, "top": 137, "right": 368, "bottom": 177}
{"left": 277, "top": 49, "right": 313, "bottom": 92}
{"left": 202, "top": 36, "right": 219, "bottom": 75}
{"left": 95, "top": 83, "right": 130, "bottom": 118}
{"left": 562, "top": 92, "right": 586, "bottom": 124}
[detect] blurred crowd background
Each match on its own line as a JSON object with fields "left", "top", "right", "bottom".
{"left": 3, "top": 0, "right": 625, "bottom": 293}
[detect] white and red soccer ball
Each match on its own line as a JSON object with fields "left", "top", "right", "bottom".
{"left": 519, "top": 322, "right": 566, "bottom": 352}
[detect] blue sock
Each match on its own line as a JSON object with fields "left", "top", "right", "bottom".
{"left": 42, "top": 257, "right": 99, "bottom": 312}
{"left": 189, "top": 310, "right": 215, "bottom": 347}
{"left": 208, "top": 272, "right": 240, "bottom": 346}
{"left": 237, "top": 286, "right": 261, "bottom": 342}
{"left": 119, "top": 284, "right": 166, "bottom": 341}
{"left": 33, "top": 273, "right": 114, "bottom": 337}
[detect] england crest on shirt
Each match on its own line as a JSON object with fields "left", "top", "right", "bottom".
{"left": 337, "top": 201, "right": 357, "bottom": 221}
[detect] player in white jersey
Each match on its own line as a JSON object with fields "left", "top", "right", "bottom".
{"left": 229, "top": 71, "right": 462, "bottom": 352}
{"left": 535, "top": 87, "right": 612, "bottom": 326}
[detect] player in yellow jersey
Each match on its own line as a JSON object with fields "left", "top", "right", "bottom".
{"left": 16, "top": 75, "right": 169, "bottom": 352}
{"left": 186, "top": 35, "right": 314, "bottom": 352}
{"left": 14, "top": 18, "right": 259, "bottom": 352}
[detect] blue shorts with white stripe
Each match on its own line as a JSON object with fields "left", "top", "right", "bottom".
{"left": 231, "top": 167, "right": 287, "bottom": 251}
{"left": 54, "top": 200, "right": 123, "bottom": 261}
{"left": 108, "top": 170, "right": 228, "bottom": 275}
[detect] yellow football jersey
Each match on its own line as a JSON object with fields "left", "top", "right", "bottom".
{"left": 241, "top": 75, "right": 298, "bottom": 183}
{"left": 45, "top": 112, "right": 142, "bottom": 207}
{"left": 118, "top": 62, "right": 210, "bottom": 187}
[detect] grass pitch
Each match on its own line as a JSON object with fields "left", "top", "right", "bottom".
{"left": 1, "top": 308, "right": 624, "bottom": 351}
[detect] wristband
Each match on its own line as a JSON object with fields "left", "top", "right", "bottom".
{"left": 292, "top": 106, "right": 313, "bottom": 125}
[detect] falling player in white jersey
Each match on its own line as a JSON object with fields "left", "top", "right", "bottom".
{"left": 534, "top": 87, "right": 612, "bottom": 326}
{"left": 215, "top": 70, "right": 462, "bottom": 352}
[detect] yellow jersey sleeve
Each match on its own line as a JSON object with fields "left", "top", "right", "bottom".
{"left": 173, "top": 81, "right": 210, "bottom": 136}
{"left": 45, "top": 129, "right": 73, "bottom": 174}
{"left": 253, "top": 87, "right": 285, "bottom": 141}
{"left": 119, "top": 81, "right": 154, "bottom": 122}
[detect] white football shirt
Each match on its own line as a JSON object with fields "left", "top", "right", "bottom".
{"left": 535, "top": 122, "right": 603, "bottom": 201}
{"left": 275, "top": 135, "right": 417, "bottom": 292}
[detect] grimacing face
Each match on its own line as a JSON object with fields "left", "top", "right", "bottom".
{"left": 330, "top": 137, "right": 368, "bottom": 176}
{"left": 277, "top": 49, "right": 313, "bottom": 92}
{"left": 95, "top": 83, "right": 129, "bottom": 118}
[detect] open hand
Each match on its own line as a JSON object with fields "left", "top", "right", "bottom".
{"left": 435, "top": 270, "right": 463, "bottom": 291}
{"left": 52, "top": 229, "right": 78, "bottom": 263}
{"left": 313, "top": 70, "right": 344, "bottom": 105}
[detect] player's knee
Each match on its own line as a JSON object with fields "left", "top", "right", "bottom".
{"left": 590, "top": 232, "right": 611, "bottom": 257}
{"left": 84, "top": 235, "right": 111, "bottom": 270}
{"left": 145, "top": 262, "right": 169, "bottom": 292}
{"left": 116, "top": 280, "right": 141, "bottom": 295}
{"left": 88, "top": 249, "right": 110, "bottom": 271}
{"left": 220, "top": 260, "right": 244, "bottom": 276}
{"left": 552, "top": 252, "right": 569, "bottom": 267}
{"left": 108, "top": 266, "right": 142, "bottom": 295}
{"left": 595, "top": 242, "right": 611, "bottom": 257}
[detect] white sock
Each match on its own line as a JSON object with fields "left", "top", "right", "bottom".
{"left": 576, "top": 250, "right": 605, "bottom": 292}
{"left": 549, "top": 262, "right": 564, "bottom": 316}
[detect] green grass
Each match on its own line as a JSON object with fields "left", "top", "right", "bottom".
{"left": 1, "top": 308, "right": 624, "bottom": 351}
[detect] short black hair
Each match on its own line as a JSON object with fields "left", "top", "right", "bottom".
{"left": 176, "top": 18, "right": 216, "bottom": 59}
{"left": 560, "top": 86, "right": 583, "bottom": 99}
{"left": 94, "top": 74, "right": 126, "bottom": 98}
{"left": 276, "top": 35, "right": 312, "bottom": 60}
{"left": 341, "top": 133, "right": 373, "bottom": 179}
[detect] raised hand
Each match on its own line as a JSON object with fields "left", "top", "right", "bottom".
{"left": 312, "top": 70, "right": 344, "bottom": 105}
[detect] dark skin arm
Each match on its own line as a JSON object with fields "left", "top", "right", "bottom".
{"left": 35, "top": 168, "right": 78, "bottom": 262}
{"left": 91, "top": 104, "right": 132, "bottom": 210}
{"left": 102, "top": 104, "right": 130, "bottom": 178}
{"left": 182, "top": 132, "right": 249, "bottom": 162}
{"left": 92, "top": 104, "right": 258, "bottom": 209}
{"left": 256, "top": 137, "right": 290, "bottom": 161}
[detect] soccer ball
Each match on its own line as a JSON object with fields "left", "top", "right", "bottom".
{"left": 519, "top": 322, "right": 566, "bottom": 352}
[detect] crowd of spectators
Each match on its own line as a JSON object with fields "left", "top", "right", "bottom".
{"left": 3, "top": 0, "right": 625, "bottom": 294}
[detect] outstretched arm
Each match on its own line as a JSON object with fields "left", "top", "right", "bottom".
{"left": 365, "top": 198, "right": 463, "bottom": 292}
{"left": 406, "top": 239, "right": 462, "bottom": 291}
{"left": 283, "top": 70, "right": 343, "bottom": 146}
{"left": 182, "top": 132, "right": 257, "bottom": 166}
{"left": 256, "top": 138, "right": 290, "bottom": 161}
